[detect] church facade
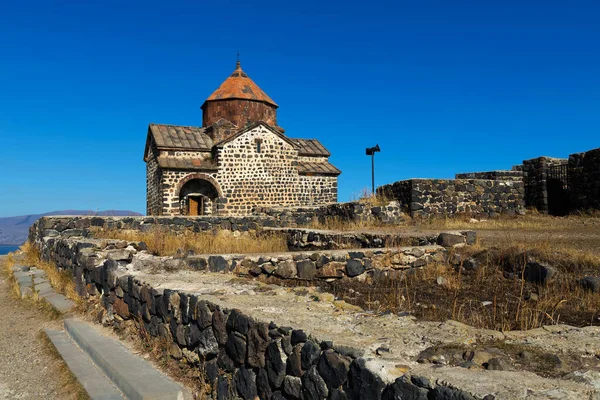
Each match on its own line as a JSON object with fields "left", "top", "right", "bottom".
{"left": 144, "top": 62, "right": 341, "bottom": 216}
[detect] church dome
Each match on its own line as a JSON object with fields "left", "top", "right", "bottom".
{"left": 204, "top": 61, "right": 278, "bottom": 108}
{"left": 201, "top": 61, "right": 279, "bottom": 131}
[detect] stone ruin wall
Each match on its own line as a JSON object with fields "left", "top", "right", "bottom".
{"left": 379, "top": 179, "right": 525, "bottom": 218}
{"left": 28, "top": 217, "right": 479, "bottom": 400}
{"left": 455, "top": 170, "right": 524, "bottom": 181}
{"left": 522, "top": 157, "right": 568, "bottom": 214}
{"left": 569, "top": 147, "right": 600, "bottom": 211}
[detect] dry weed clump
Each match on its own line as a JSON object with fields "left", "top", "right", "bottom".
{"left": 118, "top": 316, "right": 211, "bottom": 398}
{"left": 324, "top": 227, "right": 600, "bottom": 332}
{"left": 91, "top": 227, "right": 288, "bottom": 256}
{"left": 325, "top": 261, "right": 600, "bottom": 331}
{"left": 20, "top": 241, "right": 81, "bottom": 304}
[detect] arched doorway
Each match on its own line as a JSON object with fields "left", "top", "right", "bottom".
{"left": 178, "top": 178, "right": 220, "bottom": 216}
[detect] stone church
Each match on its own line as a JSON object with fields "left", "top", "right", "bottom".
{"left": 144, "top": 61, "right": 341, "bottom": 216}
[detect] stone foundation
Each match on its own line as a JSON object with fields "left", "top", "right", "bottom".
{"left": 28, "top": 219, "right": 482, "bottom": 400}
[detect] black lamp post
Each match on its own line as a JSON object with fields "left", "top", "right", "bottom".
{"left": 365, "top": 144, "right": 381, "bottom": 195}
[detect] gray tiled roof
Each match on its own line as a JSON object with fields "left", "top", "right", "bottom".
{"left": 149, "top": 124, "right": 214, "bottom": 150}
{"left": 293, "top": 139, "right": 330, "bottom": 157}
{"left": 157, "top": 157, "right": 218, "bottom": 171}
{"left": 298, "top": 161, "right": 341, "bottom": 176}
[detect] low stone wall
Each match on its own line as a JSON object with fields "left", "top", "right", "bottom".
{"left": 254, "top": 201, "right": 405, "bottom": 226}
{"left": 29, "top": 202, "right": 405, "bottom": 242}
{"left": 569, "top": 147, "right": 600, "bottom": 211}
{"left": 29, "top": 225, "right": 477, "bottom": 399}
{"left": 188, "top": 245, "right": 448, "bottom": 282}
{"left": 378, "top": 179, "right": 526, "bottom": 218}
{"left": 455, "top": 170, "right": 523, "bottom": 181}
{"left": 279, "top": 228, "right": 471, "bottom": 251}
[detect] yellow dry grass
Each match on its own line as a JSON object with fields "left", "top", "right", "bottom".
{"left": 90, "top": 227, "right": 288, "bottom": 256}
{"left": 21, "top": 241, "right": 81, "bottom": 305}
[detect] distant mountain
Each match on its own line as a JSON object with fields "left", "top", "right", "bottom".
{"left": 0, "top": 210, "right": 143, "bottom": 245}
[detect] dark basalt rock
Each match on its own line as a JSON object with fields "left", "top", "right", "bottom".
{"left": 291, "top": 329, "right": 308, "bottom": 345}
{"left": 344, "top": 358, "right": 385, "bottom": 400}
{"left": 346, "top": 259, "right": 365, "bottom": 277}
{"left": 225, "top": 331, "right": 247, "bottom": 364}
{"left": 301, "top": 340, "right": 321, "bottom": 370}
{"left": 196, "top": 300, "right": 213, "bottom": 329}
{"left": 287, "top": 344, "right": 304, "bottom": 377}
{"left": 198, "top": 327, "right": 219, "bottom": 358}
{"left": 216, "top": 348, "right": 236, "bottom": 373}
{"left": 283, "top": 376, "right": 303, "bottom": 399}
{"left": 382, "top": 376, "right": 428, "bottom": 400}
{"left": 247, "top": 321, "right": 269, "bottom": 368}
{"left": 256, "top": 368, "right": 273, "bottom": 400}
{"left": 212, "top": 308, "right": 228, "bottom": 345}
{"left": 302, "top": 366, "right": 329, "bottom": 400}
{"left": 266, "top": 340, "right": 286, "bottom": 388}
{"left": 227, "top": 309, "right": 252, "bottom": 335}
{"left": 317, "top": 350, "right": 350, "bottom": 390}
{"left": 234, "top": 366, "right": 257, "bottom": 400}
{"left": 297, "top": 260, "right": 317, "bottom": 280}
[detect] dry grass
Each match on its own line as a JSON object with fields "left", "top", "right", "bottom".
{"left": 307, "top": 216, "right": 391, "bottom": 232}
{"left": 21, "top": 241, "right": 82, "bottom": 306}
{"left": 1, "top": 253, "right": 22, "bottom": 298}
{"left": 38, "top": 330, "right": 90, "bottom": 400}
{"left": 114, "top": 316, "right": 211, "bottom": 399}
{"left": 324, "top": 239, "right": 600, "bottom": 331}
{"left": 308, "top": 214, "right": 600, "bottom": 331}
{"left": 91, "top": 227, "right": 288, "bottom": 256}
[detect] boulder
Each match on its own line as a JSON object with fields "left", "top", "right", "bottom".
{"left": 346, "top": 260, "right": 365, "bottom": 277}
{"left": 579, "top": 276, "right": 600, "bottom": 293}
{"left": 437, "top": 232, "right": 466, "bottom": 247}
{"left": 297, "top": 260, "right": 317, "bottom": 280}
{"left": 275, "top": 260, "right": 297, "bottom": 279}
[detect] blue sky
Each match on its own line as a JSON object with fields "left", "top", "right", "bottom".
{"left": 0, "top": 0, "right": 598, "bottom": 217}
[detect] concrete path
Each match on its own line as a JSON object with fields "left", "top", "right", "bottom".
{"left": 45, "top": 329, "right": 125, "bottom": 400}
{"left": 12, "top": 265, "right": 75, "bottom": 313}
{"left": 45, "top": 318, "right": 185, "bottom": 400}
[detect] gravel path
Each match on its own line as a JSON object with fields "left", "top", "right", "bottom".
{"left": 0, "top": 256, "right": 69, "bottom": 400}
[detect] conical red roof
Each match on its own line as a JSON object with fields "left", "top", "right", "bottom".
{"left": 204, "top": 61, "right": 278, "bottom": 107}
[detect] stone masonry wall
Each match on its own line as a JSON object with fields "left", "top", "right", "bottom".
{"left": 28, "top": 204, "right": 406, "bottom": 244}
{"left": 522, "top": 157, "right": 567, "bottom": 213}
{"left": 379, "top": 179, "right": 525, "bottom": 218}
{"left": 202, "top": 99, "right": 277, "bottom": 133}
{"left": 455, "top": 170, "right": 523, "bottom": 181}
{"left": 29, "top": 225, "right": 476, "bottom": 400}
{"left": 569, "top": 147, "right": 600, "bottom": 211}
{"left": 146, "top": 141, "right": 162, "bottom": 216}
{"left": 160, "top": 170, "right": 221, "bottom": 216}
{"left": 297, "top": 175, "right": 337, "bottom": 206}
{"left": 151, "top": 126, "right": 339, "bottom": 217}
{"left": 215, "top": 125, "right": 300, "bottom": 215}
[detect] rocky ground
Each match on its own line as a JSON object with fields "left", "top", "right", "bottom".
{"left": 0, "top": 256, "right": 72, "bottom": 400}
{"left": 130, "top": 268, "right": 600, "bottom": 399}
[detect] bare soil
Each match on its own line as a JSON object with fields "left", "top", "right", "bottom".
{"left": 0, "top": 255, "right": 78, "bottom": 400}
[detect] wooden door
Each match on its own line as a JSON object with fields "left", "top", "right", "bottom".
{"left": 188, "top": 197, "right": 199, "bottom": 216}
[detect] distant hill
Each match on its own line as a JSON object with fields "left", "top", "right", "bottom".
{"left": 0, "top": 210, "right": 143, "bottom": 245}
